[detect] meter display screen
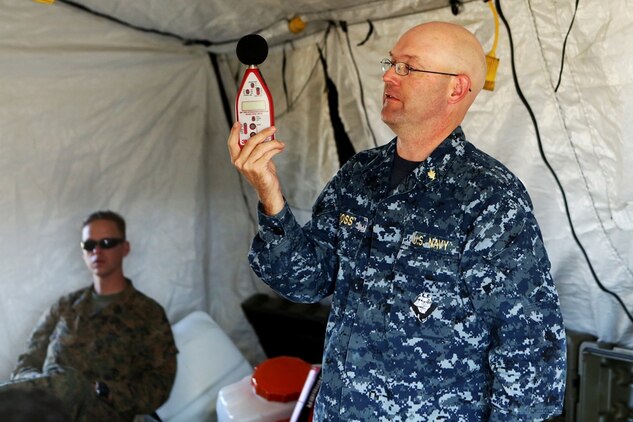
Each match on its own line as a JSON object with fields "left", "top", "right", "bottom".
{"left": 242, "top": 100, "right": 266, "bottom": 112}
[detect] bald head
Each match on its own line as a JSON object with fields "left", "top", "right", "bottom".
{"left": 381, "top": 21, "right": 487, "bottom": 154}
{"left": 399, "top": 22, "right": 487, "bottom": 94}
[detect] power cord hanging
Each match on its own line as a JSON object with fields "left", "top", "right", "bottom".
{"left": 494, "top": 0, "right": 633, "bottom": 325}
{"left": 356, "top": 20, "right": 375, "bottom": 47}
{"left": 554, "top": 0, "right": 580, "bottom": 92}
{"left": 282, "top": 44, "right": 292, "bottom": 112}
{"left": 483, "top": 1, "right": 500, "bottom": 91}
{"left": 56, "top": 0, "right": 212, "bottom": 46}
{"left": 275, "top": 26, "right": 332, "bottom": 119}
{"left": 339, "top": 20, "right": 379, "bottom": 147}
{"left": 450, "top": 0, "right": 463, "bottom": 15}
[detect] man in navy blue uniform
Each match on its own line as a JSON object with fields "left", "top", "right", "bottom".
{"left": 228, "top": 21, "right": 566, "bottom": 421}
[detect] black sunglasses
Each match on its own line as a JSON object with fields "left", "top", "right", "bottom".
{"left": 81, "top": 238, "right": 124, "bottom": 252}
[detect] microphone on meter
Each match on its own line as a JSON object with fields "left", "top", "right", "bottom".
{"left": 235, "top": 34, "right": 274, "bottom": 148}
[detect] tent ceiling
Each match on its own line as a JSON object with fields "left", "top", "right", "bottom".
{"left": 62, "top": 0, "right": 476, "bottom": 50}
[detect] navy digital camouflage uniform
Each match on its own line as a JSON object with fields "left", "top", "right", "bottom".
{"left": 249, "top": 127, "right": 566, "bottom": 421}
{"left": 3, "top": 279, "right": 177, "bottom": 421}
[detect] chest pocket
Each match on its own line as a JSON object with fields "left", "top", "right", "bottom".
{"left": 394, "top": 232, "right": 460, "bottom": 279}
{"left": 388, "top": 233, "right": 470, "bottom": 341}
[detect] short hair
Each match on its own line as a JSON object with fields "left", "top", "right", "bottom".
{"left": 82, "top": 210, "right": 126, "bottom": 239}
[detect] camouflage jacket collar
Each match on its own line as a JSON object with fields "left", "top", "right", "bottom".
{"left": 74, "top": 278, "right": 136, "bottom": 312}
{"left": 360, "top": 126, "right": 466, "bottom": 197}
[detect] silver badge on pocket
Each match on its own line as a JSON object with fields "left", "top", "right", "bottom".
{"left": 410, "top": 293, "right": 437, "bottom": 322}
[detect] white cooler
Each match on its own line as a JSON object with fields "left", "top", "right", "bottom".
{"left": 216, "top": 356, "right": 312, "bottom": 422}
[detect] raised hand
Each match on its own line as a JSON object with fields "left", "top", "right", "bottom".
{"left": 227, "top": 122, "right": 286, "bottom": 215}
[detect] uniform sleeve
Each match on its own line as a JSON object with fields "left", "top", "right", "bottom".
{"left": 107, "top": 310, "right": 178, "bottom": 416}
{"left": 11, "top": 302, "right": 61, "bottom": 380}
{"left": 460, "top": 191, "right": 566, "bottom": 421}
{"left": 248, "top": 177, "right": 341, "bottom": 303}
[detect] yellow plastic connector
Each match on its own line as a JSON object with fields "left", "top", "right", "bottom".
{"left": 288, "top": 15, "right": 307, "bottom": 34}
{"left": 485, "top": 54, "right": 499, "bottom": 91}
{"left": 484, "top": 1, "right": 500, "bottom": 91}
{"left": 33, "top": 0, "right": 55, "bottom": 4}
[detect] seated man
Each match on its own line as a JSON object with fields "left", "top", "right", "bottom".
{"left": 0, "top": 210, "right": 178, "bottom": 421}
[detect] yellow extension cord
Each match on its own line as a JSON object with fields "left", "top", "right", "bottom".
{"left": 484, "top": 1, "right": 500, "bottom": 91}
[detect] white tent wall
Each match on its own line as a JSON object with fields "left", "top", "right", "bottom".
{"left": 1, "top": 0, "right": 633, "bottom": 387}
{"left": 0, "top": 0, "right": 229, "bottom": 379}
{"left": 528, "top": 0, "right": 633, "bottom": 341}
{"left": 483, "top": 0, "right": 633, "bottom": 342}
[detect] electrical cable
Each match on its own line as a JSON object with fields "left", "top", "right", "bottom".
{"left": 56, "top": 0, "right": 211, "bottom": 46}
{"left": 356, "top": 20, "right": 375, "bottom": 47}
{"left": 554, "top": 0, "right": 580, "bottom": 92}
{"left": 339, "top": 21, "right": 379, "bottom": 147}
{"left": 273, "top": 55, "right": 322, "bottom": 119}
{"left": 495, "top": 0, "right": 633, "bottom": 324}
{"left": 57, "top": 0, "right": 481, "bottom": 51}
{"left": 282, "top": 44, "right": 292, "bottom": 111}
{"left": 450, "top": 0, "right": 463, "bottom": 15}
{"left": 482, "top": 0, "right": 500, "bottom": 91}
{"left": 275, "top": 27, "right": 332, "bottom": 119}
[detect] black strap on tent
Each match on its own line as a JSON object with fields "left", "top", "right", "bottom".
{"left": 317, "top": 46, "right": 356, "bottom": 167}
{"left": 495, "top": 0, "right": 633, "bottom": 324}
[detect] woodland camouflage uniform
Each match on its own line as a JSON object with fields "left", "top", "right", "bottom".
{"left": 3, "top": 279, "right": 177, "bottom": 421}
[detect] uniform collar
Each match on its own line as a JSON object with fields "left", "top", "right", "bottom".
{"left": 75, "top": 278, "right": 136, "bottom": 308}
{"left": 407, "top": 126, "right": 466, "bottom": 188}
{"left": 360, "top": 127, "right": 467, "bottom": 199}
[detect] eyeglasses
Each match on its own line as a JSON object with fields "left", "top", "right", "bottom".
{"left": 381, "top": 58, "right": 460, "bottom": 77}
{"left": 381, "top": 58, "right": 471, "bottom": 92}
{"left": 81, "top": 238, "right": 124, "bottom": 252}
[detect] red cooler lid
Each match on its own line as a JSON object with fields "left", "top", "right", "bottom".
{"left": 251, "top": 356, "right": 312, "bottom": 402}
